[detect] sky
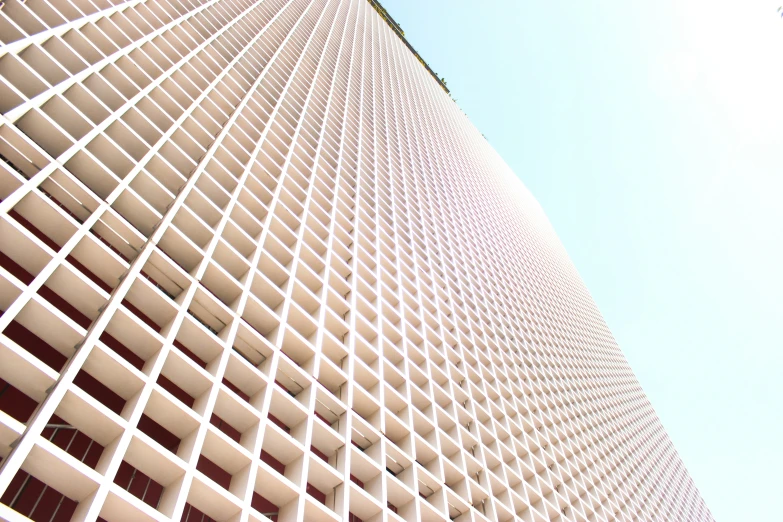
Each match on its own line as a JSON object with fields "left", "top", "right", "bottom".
{"left": 381, "top": 0, "right": 783, "bottom": 520}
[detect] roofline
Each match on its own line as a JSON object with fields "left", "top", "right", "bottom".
{"left": 366, "top": 0, "right": 451, "bottom": 95}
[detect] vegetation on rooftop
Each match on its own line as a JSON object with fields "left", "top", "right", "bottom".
{"left": 366, "top": 0, "right": 451, "bottom": 96}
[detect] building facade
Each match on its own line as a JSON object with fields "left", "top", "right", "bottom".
{"left": 0, "top": 0, "right": 712, "bottom": 521}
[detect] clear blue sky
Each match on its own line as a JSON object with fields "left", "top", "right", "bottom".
{"left": 381, "top": 1, "right": 783, "bottom": 520}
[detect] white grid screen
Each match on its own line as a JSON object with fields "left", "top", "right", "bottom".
{"left": 0, "top": 0, "right": 712, "bottom": 521}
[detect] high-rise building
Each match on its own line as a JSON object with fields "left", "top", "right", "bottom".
{"left": 0, "top": 0, "right": 712, "bottom": 521}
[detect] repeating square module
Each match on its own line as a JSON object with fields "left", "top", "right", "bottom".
{"left": 0, "top": 0, "right": 711, "bottom": 521}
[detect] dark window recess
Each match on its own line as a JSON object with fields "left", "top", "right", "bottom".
{"left": 387, "top": 501, "right": 398, "bottom": 514}
{"left": 121, "top": 298, "right": 162, "bottom": 332}
{"left": 348, "top": 513, "right": 364, "bottom": 522}
{"left": 8, "top": 209, "right": 60, "bottom": 252}
{"left": 0, "top": 470, "right": 77, "bottom": 522}
{"left": 173, "top": 339, "right": 206, "bottom": 368}
{"left": 137, "top": 414, "right": 181, "bottom": 454}
{"left": 100, "top": 331, "right": 145, "bottom": 370}
{"left": 350, "top": 474, "right": 365, "bottom": 489}
{"left": 42, "top": 415, "right": 104, "bottom": 470}
{"left": 3, "top": 319, "right": 67, "bottom": 371}
{"left": 196, "top": 455, "right": 232, "bottom": 490}
{"left": 188, "top": 309, "right": 220, "bottom": 336}
{"left": 140, "top": 269, "right": 175, "bottom": 300}
{"left": 66, "top": 254, "right": 112, "bottom": 293}
{"left": 311, "top": 445, "right": 328, "bottom": 462}
{"left": 36, "top": 188, "right": 84, "bottom": 224}
{"left": 385, "top": 467, "right": 398, "bottom": 477}
{"left": 73, "top": 369, "right": 126, "bottom": 415}
{"left": 267, "top": 413, "right": 290, "bottom": 433}
{"left": 210, "top": 413, "right": 241, "bottom": 443}
{"left": 274, "top": 379, "right": 296, "bottom": 398}
{"left": 183, "top": 503, "right": 217, "bottom": 522}
{"left": 0, "top": 251, "right": 34, "bottom": 284}
{"left": 0, "top": 152, "right": 29, "bottom": 178}
{"left": 222, "top": 377, "right": 250, "bottom": 402}
{"left": 2, "top": 260, "right": 86, "bottom": 328}
{"left": 351, "top": 439, "right": 365, "bottom": 452}
{"left": 306, "top": 483, "right": 326, "bottom": 505}
{"left": 251, "top": 492, "right": 279, "bottom": 520}
{"left": 157, "top": 374, "right": 195, "bottom": 408}
{"left": 259, "top": 450, "right": 286, "bottom": 475}
{"left": 114, "top": 460, "right": 163, "bottom": 509}
{"left": 37, "top": 283, "right": 92, "bottom": 329}
{"left": 0, "top": 378, "right": 38, "bottom": 423}
{"left": 314, "top": 410, "right": 331, "bottom": 425}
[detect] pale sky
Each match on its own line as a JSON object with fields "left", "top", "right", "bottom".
{"left": 382, "top": 1, "right": 783, "bottom": 520}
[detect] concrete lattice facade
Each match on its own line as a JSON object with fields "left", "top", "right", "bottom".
{"left": 0, "top": 0, "right": 712, "bottom": 521}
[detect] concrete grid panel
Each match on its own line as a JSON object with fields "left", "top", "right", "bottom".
{"left": 0, "top": 0, "right": 712, "bottom": 521}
